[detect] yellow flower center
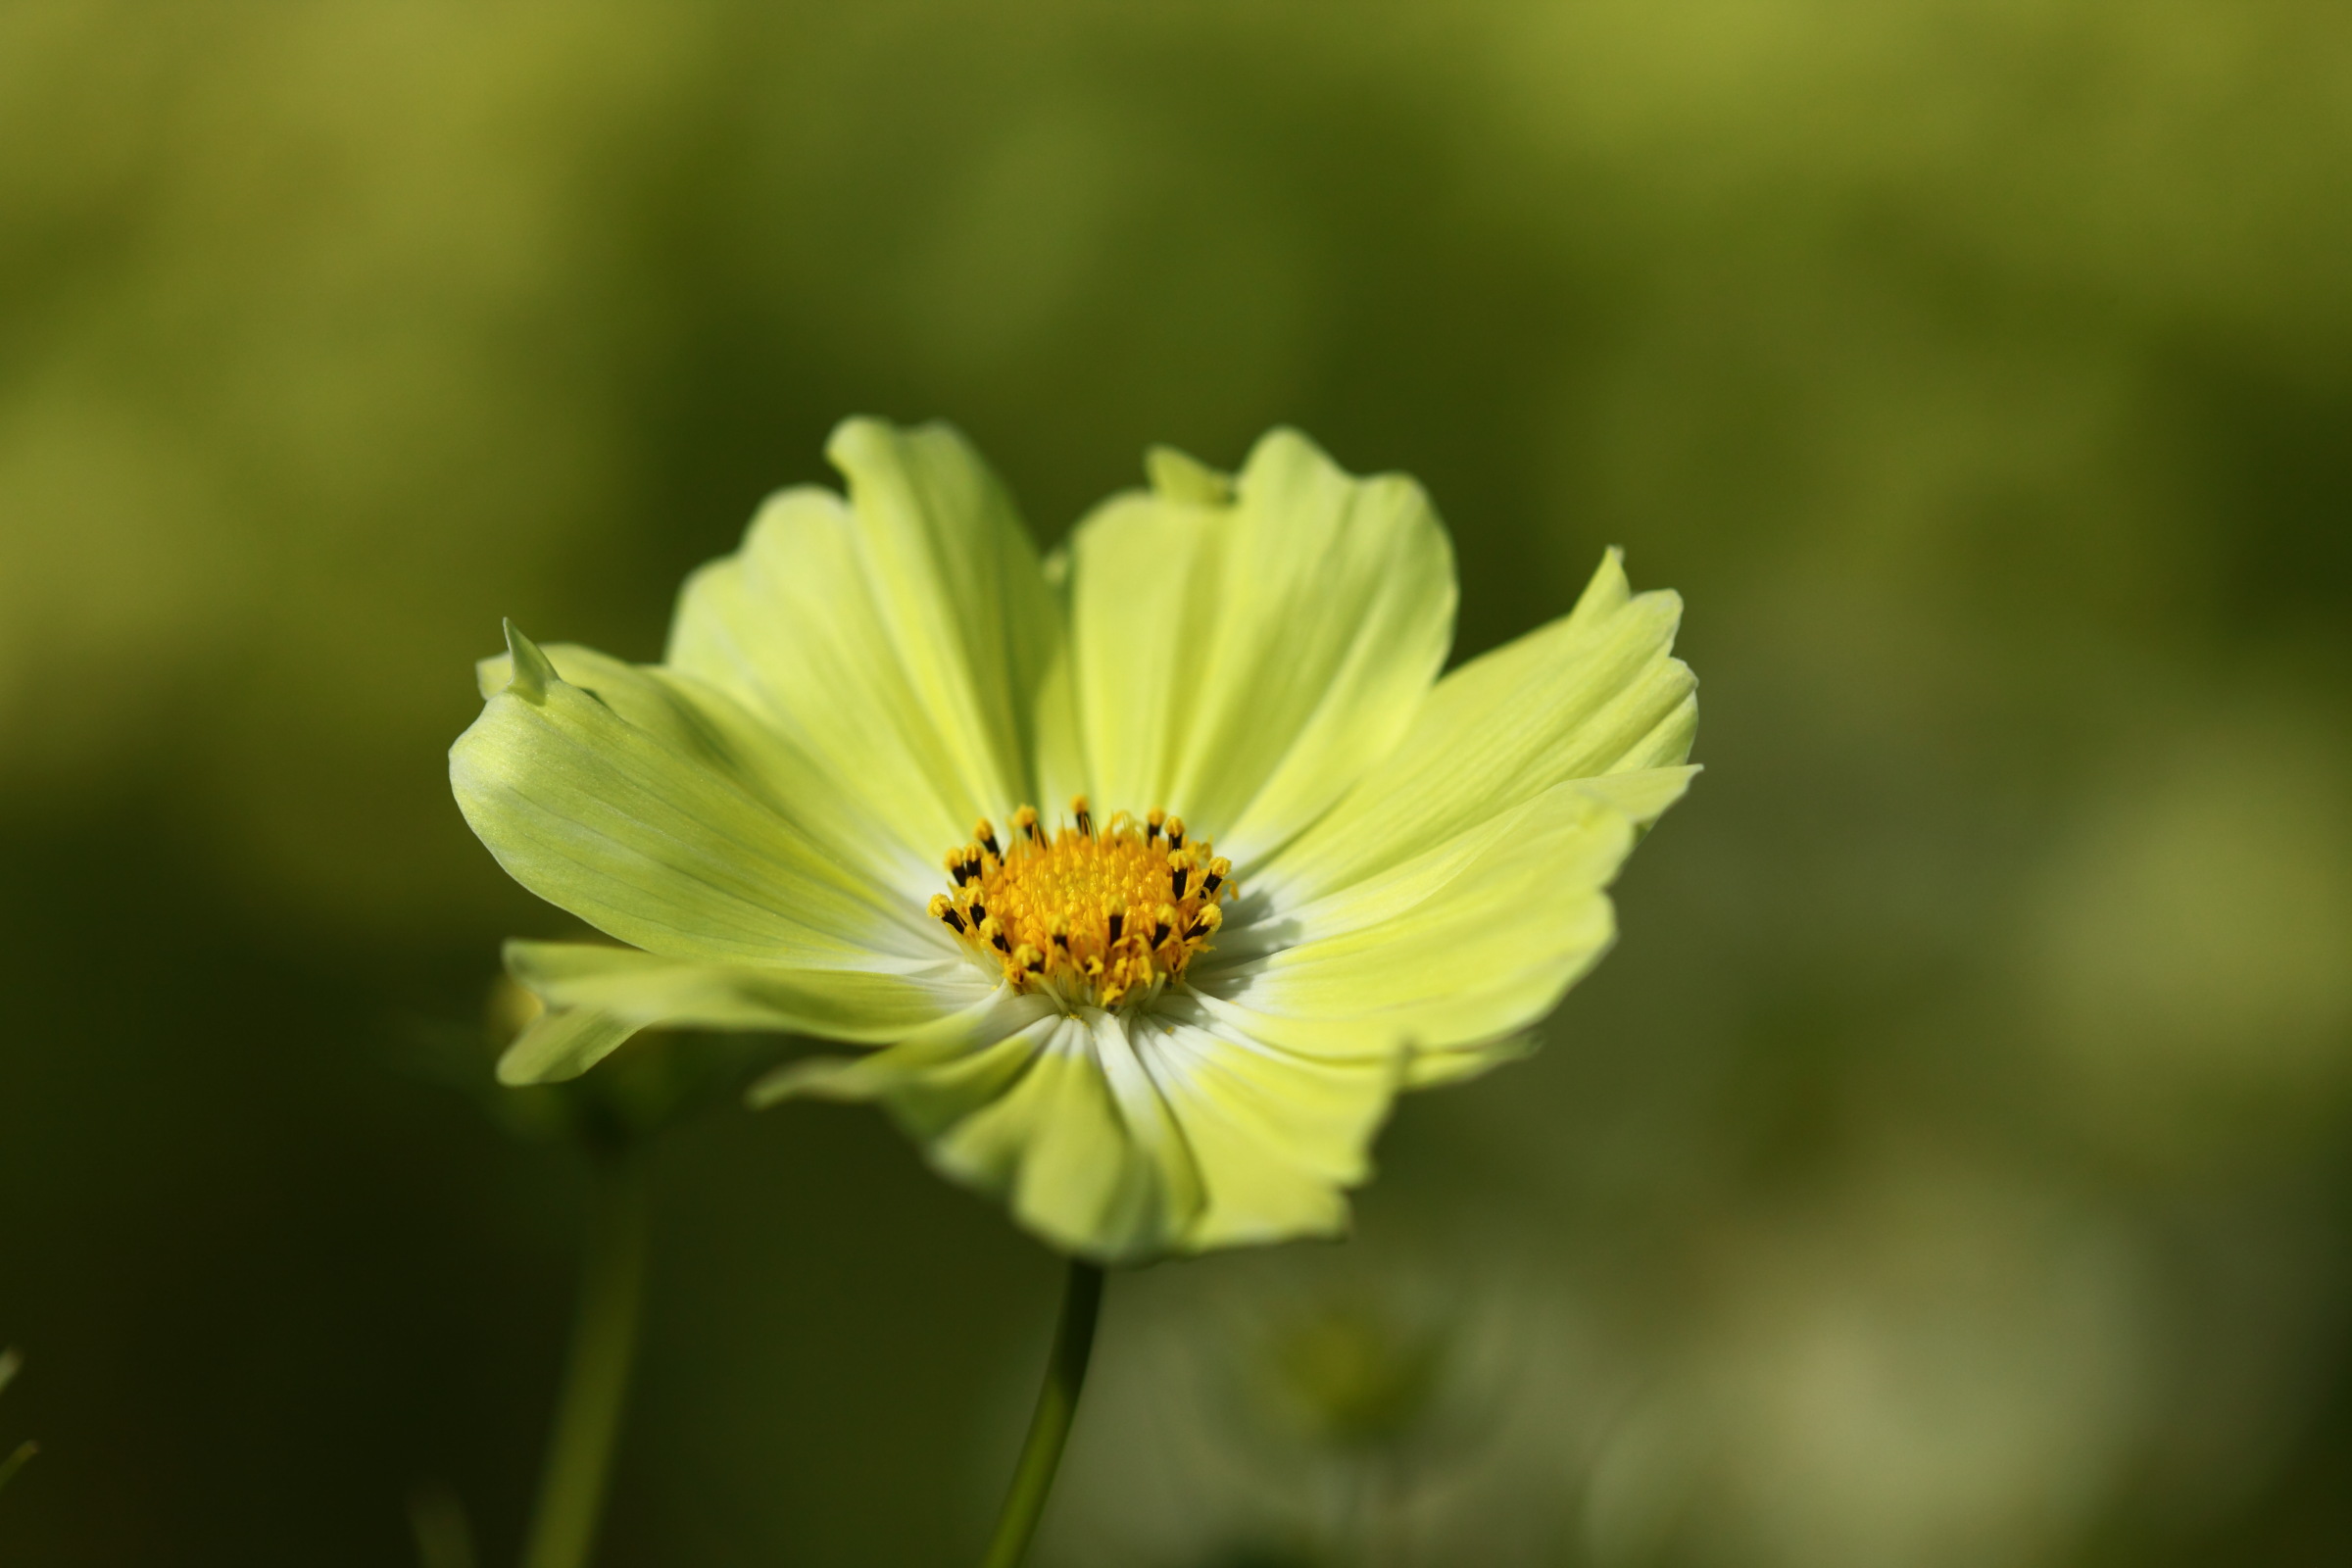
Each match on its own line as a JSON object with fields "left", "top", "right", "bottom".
{"left": 928, "top": 797, "right": 1234, "bottom": 1008}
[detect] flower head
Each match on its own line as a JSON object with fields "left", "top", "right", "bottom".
{"left": 452, "top": 419, "right": 1696, "bottom": 1262}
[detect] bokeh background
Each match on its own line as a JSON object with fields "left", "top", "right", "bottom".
{"left": 3, "top": 3, "right": 2349, "bottom": 1564}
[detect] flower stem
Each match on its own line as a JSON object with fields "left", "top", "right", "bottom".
{"left": 979, "top": 1258, "right": 1105, "bottom": 1568}
{"left": 519, "top": 1152, "right": 650, "bottom": 1568}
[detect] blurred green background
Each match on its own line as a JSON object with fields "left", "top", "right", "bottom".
{"left": 3, "top": 3, "right": 2349, "bottom": 1564}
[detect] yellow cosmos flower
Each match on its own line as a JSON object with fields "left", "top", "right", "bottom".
{"left": 452, "top": 419, "right": 1696, "bottom": 1263}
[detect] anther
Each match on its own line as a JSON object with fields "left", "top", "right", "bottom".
{"left": 1146, "top": 808, "right": 1165, "bottom": 844}
{"left": 1050, "top": 917, "right": 1071, "bottom": 952}
{"left": 981, "top": 916, "right": 1009, "bottom": 954}
{"left": 966, "top": 900, "right": 988, "bottom": 926}
{"left": 1189, "top": 904, "right": 1224, "bottom": 940}
{"left": 1202, "top": 857, "right": 1230, "bottom": 898}
{"left": 947, "top": 848, "right": 972, "bottom": 886}
{"left": 1014, "top": 805, "right": 1042, "bottom": 843}
{"left": 1014, "top": 944, "right": 1046, "bottom": 978}
{"left": 1071, "top": 795, "right": 1094, "bottom": 837}
{"left": 1106, "top": 903, "right": 1125, "bottom": 944}
{"left": 929, "top": 893, "right": 967, "bottom": 934}
{"left": 1164, "top": 815, "right": 1186, "bottom": 852}
{"left": 1151, "top": 905, "right": 1177, "bottom": 949}
{"left": 973, "top": 818, "right": 1001, "bottom": 859}
{"left": 1170, "top": 858, "right": 1190, "bottom": 900}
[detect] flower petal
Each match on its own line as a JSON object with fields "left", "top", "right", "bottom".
{"left": 1399, "top": 1031, "right": 1538, "bottom": 1090}
{"left": 757, "top": 998, "right": 1402, "bottom": 1260}
{"left": 746, "top": 993, "right": 1057, "bottom": 1130}
{"left": 474, "top": 636, "right": 936, "bottom": 901}
{"left": 504, "top": 939, "right": 991, "bottom": 1038}
{"left": 452, "top": 623, "right": 940, "bottom": 964}
{"left": 1134, "top": 1001, "right": 1403, "bottom": 1250}
{"left": 664, "top": 418, "right": 1059, "bottom": 863}
{"left": 763, "top": 1011, "right": 1201, "bottom": 1263}
{"left": 1194, "top": 783, "right": 1640, "bottom": 1072}
{"left": 497, "top": 1005, "right": 645, "bottom": 1087}
{"left": 1258, "top": 548, "right": 1695, "bottom": 906}
{"left": 1044, "top": 429, "right": 1455, "bottom": 864}
{"left": 935, "top": 1013, "right": 1215, "bottom": 1263}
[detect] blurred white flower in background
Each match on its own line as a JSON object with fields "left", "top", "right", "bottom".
{"left": 1581, "top": 1156, "right": 2150, "bottom": 1568}
{"left": 1043, "top": 1221, "right": 1617, "bottom": 1568}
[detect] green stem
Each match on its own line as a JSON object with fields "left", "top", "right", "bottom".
{"left": 519, "top": 1152, "right": 650, "bottom": 1568}
{"left": 979, "top": 1259, "right": 1105, "bottom": 1568}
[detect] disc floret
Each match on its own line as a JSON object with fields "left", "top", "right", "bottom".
{"left": 930, "top": 797, "right": 1234, "bottom": 1008}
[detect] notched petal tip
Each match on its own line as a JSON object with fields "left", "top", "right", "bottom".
{"left": 823, "top": 413, "right": 982, "bottom": 487}
{"left": 1144, "top": 444, "right": 1235, "bottom": 507}
{"left": 1235, "top": 425, "right": 1433, "bottom": 510}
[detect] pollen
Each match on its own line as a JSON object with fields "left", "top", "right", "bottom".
{"left": 932, "top": 797, "right": 1235, "bottom": 1008}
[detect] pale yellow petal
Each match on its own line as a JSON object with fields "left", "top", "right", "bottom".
{"left": 1194, "top": 784, "right": 1636, "bottom": 1063}
{"left": 497, "top": 1005, "right": 645, "bottom": 1086}
{"left": 751, "top": 1004, "right": 1054, "bottom": 1134}
{"left": 1259, "top": 548, "right": 1694, "bottom": 905}
{"left": 917, "top": 1014, "right": 1193, "bottom": 1263}
{"left": 476, "top": 637, "right": 936, "bottom": 899}
{"left": 752, "top": 999, "right": 1398, "bottom": 1260}
{"left": 1400, "top": 1031, "right": 1539, "bottom": 1090}
{"left": 832, "top": 418, "right": 1060, "bottom": 808}
{"left": 755, "top": 1008, "right": 1198, "bottom": 1261}
{"left": 1137, "top": 1003, "right": 1403, "bottom": 1250}
{"left": 503, "top": 939, "right": 990, "bottom": 1038}
{"left": 1045, "top": 429, "right": 1455, "bottom": 864}
{"left": 665, "top": 417, "right": 1058, "bottom": 864}
{"left": 451, "top": 624, "right": 936, "bottom": 964}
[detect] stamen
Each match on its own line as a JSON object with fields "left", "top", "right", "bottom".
{"left": 928, "top": 801, "right": 1235, "bottom": 1008}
